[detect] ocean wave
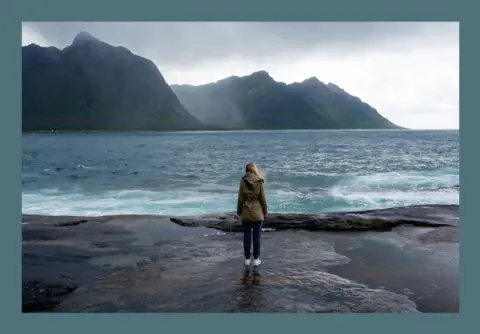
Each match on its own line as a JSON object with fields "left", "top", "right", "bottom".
{"left": 322, "top": 170, "right": 458, "bottom": 212}
{"left": 77, "top": 165, "right": 99, "bottom": 170}
{"left": 21, "top": 130, "right": 459, "bottom": 217}
{"left": 334, "top": 169, "right": 459, "bottom": 192}
{"left": 22, "top": 189, "right": 238, "bottom": 216}
{"left": 22, "top": 181, "right": 459, "bottom": 217}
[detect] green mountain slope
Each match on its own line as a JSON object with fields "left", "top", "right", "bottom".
{"left": 22, "top": 31, "right": 203, "bottom": 132}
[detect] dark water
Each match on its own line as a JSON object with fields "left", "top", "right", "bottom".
{"left": 22, "top": 130, "right": 458, "bottom": 216}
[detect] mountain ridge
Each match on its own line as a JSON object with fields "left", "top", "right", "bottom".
{"left": 171, "top": 72, "right": 401, "bottom": 130}
{"left": 22, "top": 31, "right": 401, "bottom": 132}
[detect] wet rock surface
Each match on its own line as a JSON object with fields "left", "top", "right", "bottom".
{"left": 22, "top": 205, "right": 459, "bottom": 313}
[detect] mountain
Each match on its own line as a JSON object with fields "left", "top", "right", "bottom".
{"left": 289, "top": 78, "right": 400, "bottom": 129}
{"left": 171, "top": 72, "right": 400, "bottom": 130}
{"left": 22, "top": 31, "right": 203, "bottom": 132}
{"left": 22, "top": 31, "right": 400, "bottom": 132}
{"left": 171, "top": 71, "right": 327, "bottom": 130}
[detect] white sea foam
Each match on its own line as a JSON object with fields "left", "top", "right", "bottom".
{"left": 22, "top": 167, "right": 459, "bottom": 216}
{"left": 22, "top": 189, "right": 238, "bottom": 216}
{"left": 22, "top": 176, "right": 458, "bottom": 216}
{"left": 335, "top": 170, "right": 458, "bottom": 191}
{"left": 327, "top": 169, "right": 459, "bottom": 211}
{"left": 77, "top": 165, "right": 99, "bottom": 169}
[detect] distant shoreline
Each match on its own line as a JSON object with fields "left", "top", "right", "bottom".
{"left": 23, "top": 128, "right": 460, "bottom": 135}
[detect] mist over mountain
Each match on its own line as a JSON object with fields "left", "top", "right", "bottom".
{"left": 171, "top": 72, "right": 400, "bottom": 130}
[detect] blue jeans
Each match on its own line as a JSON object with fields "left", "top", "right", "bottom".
{"left": 243, "top": 221, "right": 262, "bottom": 259}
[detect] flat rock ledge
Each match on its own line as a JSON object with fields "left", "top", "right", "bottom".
{"left": 170, "top": 204, "right": 459, "bottom": 232}
{"left": 22, "top": 204, "right": 459, "bottom": 312}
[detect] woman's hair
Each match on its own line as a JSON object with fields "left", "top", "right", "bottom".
{"left": 245, "top": 162, "right": 265, "bottom": 180}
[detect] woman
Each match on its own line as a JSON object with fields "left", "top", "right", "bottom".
{"left": 237, "top": 163, "right": 268, "bottom": 267}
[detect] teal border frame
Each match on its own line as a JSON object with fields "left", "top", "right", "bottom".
{"left": 2, "top": 0, "right": 473, "bottom": 332}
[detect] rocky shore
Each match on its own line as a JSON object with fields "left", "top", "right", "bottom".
{"left": 22, "top": 205, "right": 459, "bottom": 313}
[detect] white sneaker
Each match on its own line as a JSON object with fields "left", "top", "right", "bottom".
{"left": 245, "top": 258, "right": 251, "bottom": 266}
{"left": 253, "top": 258, "right": 261, "bottom": 266}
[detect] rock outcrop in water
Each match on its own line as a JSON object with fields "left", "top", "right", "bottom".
{"left": 171, "top": 73, "right": 400, "bottom": 130}
{"left": 170, "top": 205, "right": 457, "bottom": 232}
{"left": 22, "top": 205, "right": 458, "bottom": 313}
{"left": 22, "top": 31, "right": 203, "bottom": 132}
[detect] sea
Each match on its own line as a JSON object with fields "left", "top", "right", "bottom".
{"left": 22, "top": 130, "right": 459, "bottom": 217}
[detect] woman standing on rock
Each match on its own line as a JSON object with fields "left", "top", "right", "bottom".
{"left": 237, "top": 163, "right": 268, "bottom": 267}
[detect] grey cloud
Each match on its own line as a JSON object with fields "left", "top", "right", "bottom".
{"left": 23, "top": 22, "right": 458, "bottom": 68}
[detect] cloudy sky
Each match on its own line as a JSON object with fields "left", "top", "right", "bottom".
{"left": 22, "top": 22, "right": 459, "bottom": 129}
